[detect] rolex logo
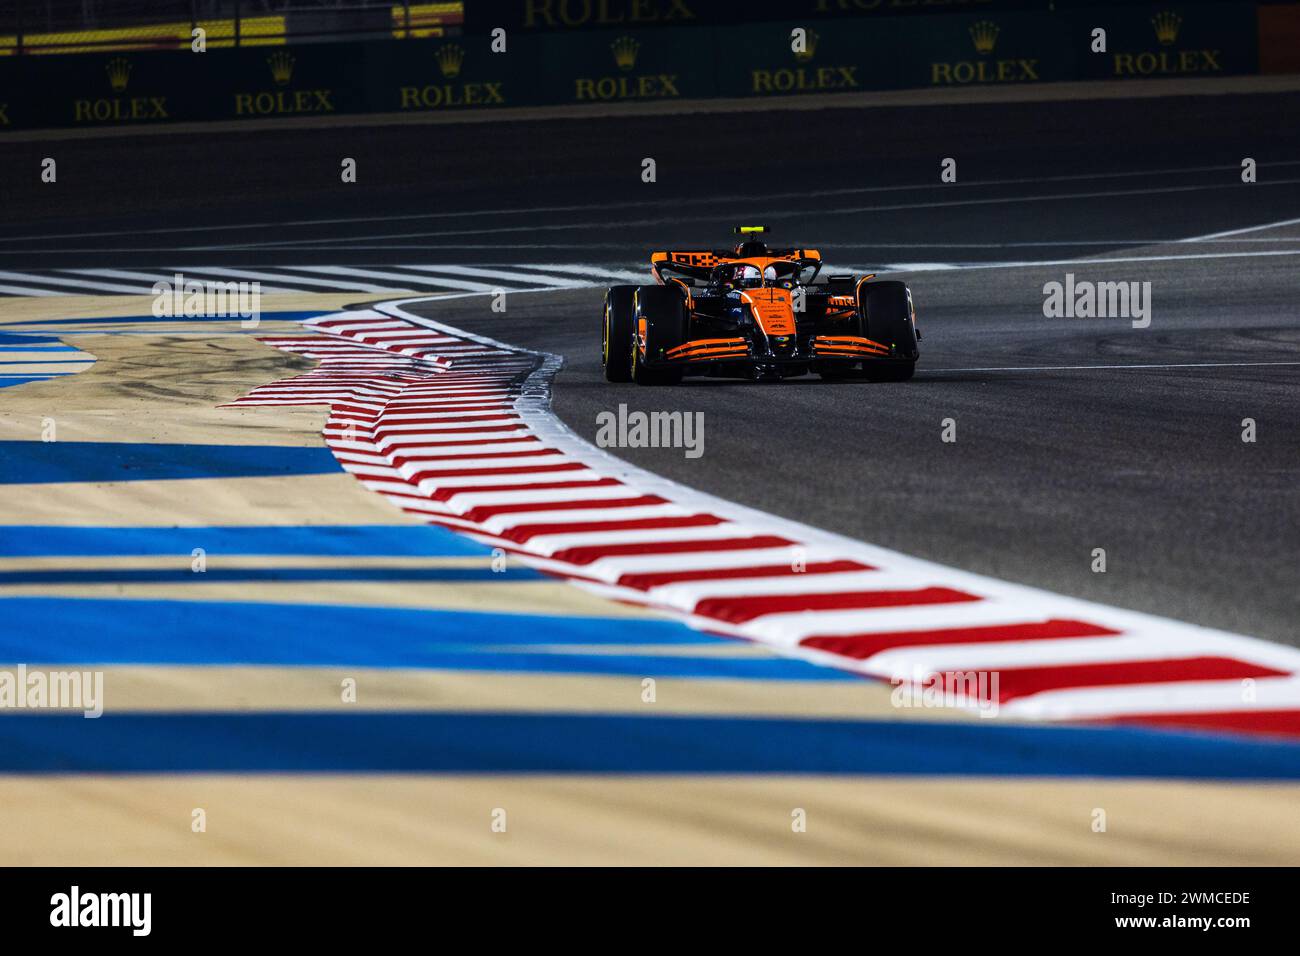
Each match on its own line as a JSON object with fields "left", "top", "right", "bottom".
{"left": 436, "top": 43, "right": 465, "bottom": 79}
{"left": 1151, "top": 11, "right": 1182, "bottom": 46}
{"left": 969, "top": 20, "right": 999, "bottom": 55}
{"left": 793, "top": 30, "right": 819, "bottom": 63}
{"left": 611, "top": 36, "right": 640, "bottom": 71}
{"left": 266, "top": 51, "right": 295, "bottom": 86}
{"left": 105, "top": 57, "right": 132, "bottom": 93}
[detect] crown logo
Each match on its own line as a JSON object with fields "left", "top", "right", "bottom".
{"left": 1151, "top": 11, "right": 1182, "bottom": 46}
{"left": 611, "top": 36, "right": 640, "bottom": 71}
{"left": 436, "top": 43, "right": 464, "bottom": 78}
{"left": 105, "top": 57, "right": 132, "bottom": 93}
{"left": 266, "top": 51, "right": 295, "bottom": 86}
{"left": 793, "top": 30, "right": 819, "bottom": 63}
{"left": 969, "top": 20, "right": 999, "bottom": 55}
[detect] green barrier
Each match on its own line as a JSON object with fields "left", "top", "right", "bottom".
{"left": 13, "top": 44, "right": 374, "bottom": 128}
{"left": 516, "top": 25, "right": 716, "bottom": 105}
{"left": 22, "top": 50, "right": 204, "bottom": 128}
{"left": 1067, "top": 3, "right": 1258, "bottom": 80}
{"left": 383, "top": 37, "right": 516, "bottom": 112}
{"left": 893, "top": 11, "right": 1076, "bottom": 88}
{"left": 0, "top": 3, "right": 1268, "bottom": 133}
{"left": 3, "top": 40, "right": 501, "bottom": 128}
{"left": 715, "top": 12, "right": 1076, "bottom": 99}
{"left": 218, "top": 44, "right": 373, "bottom": 119}
{"left": 714, "top": 20, "right": 905, "bottom": 98}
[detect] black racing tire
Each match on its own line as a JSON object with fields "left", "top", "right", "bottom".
{"left": 602, "top": 286, "right": 636, "bottom": 382}
{"left": 630, "top": 286, "right": 686, "bottom": 386}
{"left": 858, "top": 280, "right": 918, "bottom": 382}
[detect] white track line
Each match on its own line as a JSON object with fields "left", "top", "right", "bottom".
{"left": 68, "top": 267, "right": 312, "bottom": 294}
{"left": 168, "top": 266, "right": 395, "bottom": 294}
{"left": 0, "top": 283, "right": 61, "bottom": 296}
{"left": 0, "top": 269, "right": 148, "bottom": 295}
{"left": 394, "top": 264, "right": 588, "bottom": 288}
{"left": 927, "top": 361, "right": 1300, "bottom": 373}
{"left": 285, "top": 265, "right": 511, "bottom": 293}
{"left": 878, "top": 247, "right": 1300, "bottom": 274}
{"left": 1180, "top": 215, "right": 1300, "bottom": 243}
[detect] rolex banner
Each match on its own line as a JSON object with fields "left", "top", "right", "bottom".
{"left": 0, "top": 3, "right": 1271, "bottom": 132}
{"left": 219, "top": 44, "right": 373, "bottom": 119}
{"left": 13, "top": 42, "right": 376, "bottom": 129}
{"left": 383, "top": 37, "right": 517, "bottom": 113}
{"left": 1067, "top": 3, "right": 1259, "bottom": 80}
{"left": 894, "top": 11, "right": 1073, "bottom": 89}
{"left": 516, "top": 26, "right": 717, "bottom": 105}
{"left": 17, "top": 50, "right": 206, "bottom": 130}
{"left": 714, "top": 19, "right": 908, "bottom": 98}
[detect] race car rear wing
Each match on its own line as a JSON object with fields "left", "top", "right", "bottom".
{"left": 650, "top": 248, "right": 823, "bottom": 285}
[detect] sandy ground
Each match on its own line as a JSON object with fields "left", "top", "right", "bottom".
{"left": 4, "top": 775, "right": 1298, "bottom": 866}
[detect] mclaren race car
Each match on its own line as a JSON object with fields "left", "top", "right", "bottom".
{"left": 602, "top": 227, "right": 920, "bottom": 384}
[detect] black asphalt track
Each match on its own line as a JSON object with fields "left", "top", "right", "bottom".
{"left": 2, "top": 88, "right": 1297, "bottom": 643}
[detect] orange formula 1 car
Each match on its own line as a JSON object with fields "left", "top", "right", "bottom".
{"left": 602, "top": 227, "right": 920, "bottom": 385}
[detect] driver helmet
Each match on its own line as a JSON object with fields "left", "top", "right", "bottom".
{"left": 732, "top": 264, "right": 762, "bottom": 289}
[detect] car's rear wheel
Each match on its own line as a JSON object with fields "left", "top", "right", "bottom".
{"left": 630, "top": 286, "right": 686, "bottom": 386}
{"left": 602, "top": 286, "right": 636, "bottom": 382}
{"left": 859, "top": 280, "right": 918, "bottom": 382}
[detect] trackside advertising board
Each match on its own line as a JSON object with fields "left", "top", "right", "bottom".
{"left": 518, "top": 27, "right": 717, "bottom": 105}
{"left": 713, "top": 12, "right": 1073, "bottom": 97}
{"left": 384, "top": 38, "right": 517, "bottom": 112}
{"left": 1068, "top": 3, "right": 1259, "bottom": 80}
{"left": 0, "top": 2, "right": 1270, "bottom": 132}
{"left": 460, "top": 0, "right": 1089, "bottom": 34}
{"left": 713, "top": 18, "right": 908, "bottom": 97}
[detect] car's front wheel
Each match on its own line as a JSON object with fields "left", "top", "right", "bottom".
{"left": 859, "top": 280, "right": 918, "bottom": 382}
{"left": 630, "top": 286, "right": 685, "bottom": 386}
